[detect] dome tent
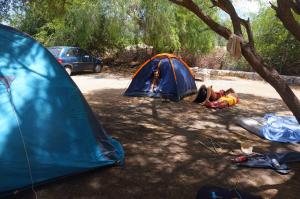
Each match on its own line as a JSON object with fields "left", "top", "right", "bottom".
{"left": 124, "top": 53, "right": 197, "bottom": 101}
{"left": 0, "top": 24, "right": 124, "bottom": 195}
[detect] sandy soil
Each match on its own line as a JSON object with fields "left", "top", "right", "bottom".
{"left": 16, "top": 68, "right": 300, "bottom": 199}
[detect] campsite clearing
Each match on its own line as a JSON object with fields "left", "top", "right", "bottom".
{"left": 19, "top": 70, "right": 300, "bottom": 199}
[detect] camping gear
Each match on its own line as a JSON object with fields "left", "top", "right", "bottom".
{"left": 234, "top": 152, "right": 300, "bottom": 174}
{"left": 124, "top": 53, "right": 197, "bottom": 101}
{"left": 241, "top": 142, "right": 254, "bottom": 155}
{"left": 236, "top": 117, "right": 264, "bottom": 136}
{"left": 231, "top": 155, "right": 248, "bottom": 163}
{"left": 196, "top": 185, "right": 262, "bottom": 199}
{"left": 0, "top": 24, "right": 124, "bottom": 195}
{"left": 236, "top": 114, "right": 300, "bottom": 143}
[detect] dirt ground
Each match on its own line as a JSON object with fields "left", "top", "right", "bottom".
{"left": 16, "top": 68, "right": 300, "bottom": 199}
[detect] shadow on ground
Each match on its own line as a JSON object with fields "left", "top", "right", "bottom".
{"left": 17, "top": 89, "right": 300, "bottom": 199}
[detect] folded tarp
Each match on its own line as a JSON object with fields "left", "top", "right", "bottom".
{"left": 236, "top": 114, "right": 300, "bottom": 143}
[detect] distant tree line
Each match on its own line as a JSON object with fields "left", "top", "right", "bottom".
{"left": 0, "top": 0, "right": 216, "bottom": 55}
{"left": 0, "top": 0, "right": 299, "bottom": 75}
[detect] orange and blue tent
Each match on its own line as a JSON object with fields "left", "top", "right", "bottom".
{"left": 124, "top": 53, "right": 197, "bottom": 101}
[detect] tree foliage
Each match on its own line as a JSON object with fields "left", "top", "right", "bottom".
{"left": 139, "top": 0, "right": 216, "bottom": 53}
{"left": 252, "top": 7, "right": 300, "bottom": 75}
{"left": 14, "top": 0, "right": 138, "bottom": 52}
{"left": 141, "top": 0, "right": 181, "bottom": 52}
{"left": 2, "top": 0, "right": 299, "bottom": 75}
{"left": 2, "top": 0, "right": 217, "bottom": 54}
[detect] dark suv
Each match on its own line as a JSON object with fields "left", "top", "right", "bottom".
{"left": 47, "top": 46, "right": 103, "bottom": 75}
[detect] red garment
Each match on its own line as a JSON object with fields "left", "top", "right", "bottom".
{"left": 204, "top": 97, "right": 240, "bottom": 109}
{"left": 204, "top": 100, "right": 228, "bottom": 109}
{"left": 209, "top": 90, "right": 225, "bottom": 101}
{"left": 204, "top": 89, "right": 239, "bottom": 109}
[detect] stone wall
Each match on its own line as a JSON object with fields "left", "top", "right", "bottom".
{"left": 193, "top": 68, "right": 300, "bottom": 85}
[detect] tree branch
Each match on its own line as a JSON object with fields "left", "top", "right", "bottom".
{"left": 169, "top": 0, "right": 231, "bottom": 39}
{"left": 169, "top": 0, "right": 187, "bottom": 7}
{"left": 272, "top": 0, "right": 300, "bottom": 41}
{"left": 169, "top": 0, "right": 300, "bottom": 123}
{"left": 240, "top": 18, "right": 255, "bottom": 48}
{"left": 211, "top": 0, "right": 255, "bottom": 47}
{"left": 170, "top": 0, "right": 255, "bottom": 48}
{"left": 211, "top": 0, "right": 229, "bottom": 13}
{"left": 291, "top": 0, "right": 300, "bottom": 14}
{"left": 212, "top": 0, "right": 243, "bottom": 36}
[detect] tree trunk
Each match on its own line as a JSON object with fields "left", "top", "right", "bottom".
{"left": 271, "top": 0, "right": 300, "bottom": 41}
{"left": 242, "top": 45, "right": 300, "bottom": 121}
{"left": 169, "top": 0, "right": 300, "bottom": 123}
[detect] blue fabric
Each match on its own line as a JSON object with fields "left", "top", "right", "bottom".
{"left": 124, "top": 56, "right": 197, "bottom": 101}
{"left": 172, "top": 58, "right": 197, "bottom": 98}
{"left": 197, "top": 185, "right": 262, "bottom": 199}
{"left": 236, "top": 152, "right": 300, "bottom": 174}
{"left": 259, "top": 114, "right": 300, "bottom": 143}
{"left": 0, "top": 24, "right": 124, "bottom": 194}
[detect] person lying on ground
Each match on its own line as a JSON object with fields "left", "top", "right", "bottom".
{"left": 193, "top": 85, "right": 239, "bottom": 108}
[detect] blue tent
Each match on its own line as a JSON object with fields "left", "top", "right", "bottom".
{"left": 0, "top": 24, "right": 124, "bottom": 195}
{"left": 124, "top": 53, "right": 197, "bottom": 101}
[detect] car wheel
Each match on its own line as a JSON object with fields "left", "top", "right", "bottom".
{"left": 65, "top": 67, "right": 72, "bottom": 75}
{"left": 94, "top": 64, "right": 103, "bottom": 73}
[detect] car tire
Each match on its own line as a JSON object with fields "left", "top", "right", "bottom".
{"left": 94, "top": 64, "right": 103, "bottom": 73}
{"left": 65, "top": 66, "right": 72, "bottom": 76}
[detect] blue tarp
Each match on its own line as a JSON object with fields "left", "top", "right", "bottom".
{"left": 0, "top": 24, "right": 124, "bottom": 195}
{"left": 260, "top": 114, "right": 300, "bottom": 143}
{"left": 124, "top": 55, "right": 197, "bottom": 101}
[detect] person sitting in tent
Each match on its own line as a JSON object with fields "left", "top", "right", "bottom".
{"left": 194, "top": 84, "right": 239, "bottom": 108}
{"left": 150, "top": 66, "right": 161, "bottom": 92}
{"left": 124, "top": 53, "right": 197, "bottom": 101}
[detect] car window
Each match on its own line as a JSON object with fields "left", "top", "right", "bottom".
{"left": 48, "top": 47, "right": 63, "bottom": 57}
{"left": 77, "top": 49, "right": 86, "bottom": 57}
{"left": 79, "top": 49, "right": 90, "bottom": 57}
{"left": 65, "top": 48, "right": 76, "bottom": 57}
